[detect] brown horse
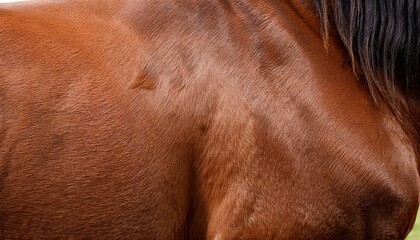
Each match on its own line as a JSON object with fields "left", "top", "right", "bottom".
{"left": 0, "top": 0, "right": 419, "bottom": 239}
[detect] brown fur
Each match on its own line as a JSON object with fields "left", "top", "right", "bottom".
{"left": 0, "top": 0, "right": 418, "bottom": 239}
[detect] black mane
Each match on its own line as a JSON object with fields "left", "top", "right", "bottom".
{"left": 314, "top": 0, "right": 419, "bottom": 124}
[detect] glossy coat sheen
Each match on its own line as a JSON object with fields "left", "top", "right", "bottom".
{"left": 0, "top": 0, "right": 418, "bottom": 239}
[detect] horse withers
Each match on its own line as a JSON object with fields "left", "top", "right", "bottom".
{"left": 0, "top": 0, "right": 419, "bottom": 239}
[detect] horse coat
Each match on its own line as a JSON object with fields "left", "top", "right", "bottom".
{"left": 0, "top": 0, "right": 419, "bottom": 239}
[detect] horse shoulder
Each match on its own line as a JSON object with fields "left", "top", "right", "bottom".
{"left": 0, "top": 5, "right": 194, "bottom": 238}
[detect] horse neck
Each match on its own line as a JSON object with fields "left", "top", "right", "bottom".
{"left": 313, "top": 0, "right": 420, "bottom": 168}
{"left": 231, "top": 0, "right": 322, "bottom": 35}
{"left": 187, "top": 0, "right": 348, "bottom": 235}
{"left": 409, "top": 97, "right": 420, "bottom": 170}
